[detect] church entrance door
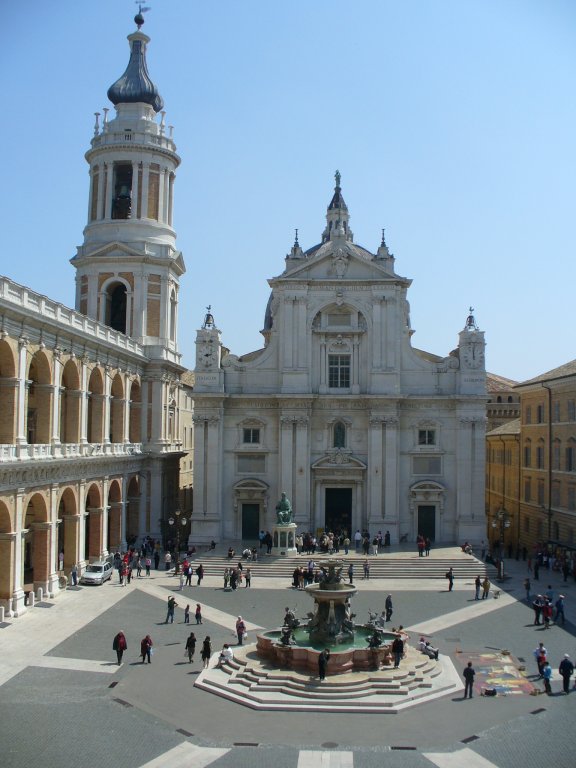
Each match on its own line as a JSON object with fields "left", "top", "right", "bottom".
{"left": 325, "top": 488, "right": 352, "bottom": 535}
{"left": 417, "top": 505, "right": 436, "bottom": 541}
{"left": 241, "top": 503, "right": 260, "bottom": 541}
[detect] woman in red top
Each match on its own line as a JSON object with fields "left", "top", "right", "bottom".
{"left": 112, "top": 631, "right": 127, "bottom": 665}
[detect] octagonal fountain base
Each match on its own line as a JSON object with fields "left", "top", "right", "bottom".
{"left": 194, "top": 643, "right": 463, "bottom": 714}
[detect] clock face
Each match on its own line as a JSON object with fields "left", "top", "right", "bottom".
{"left": 462, "top": 343, "right": 483, "bottom": 369}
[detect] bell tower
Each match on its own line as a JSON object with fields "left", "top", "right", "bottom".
{"left": 71, "top": 11, "right": 185, "bottom": 362}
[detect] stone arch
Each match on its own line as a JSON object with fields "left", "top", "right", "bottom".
{"left": 103, "top": 279, "right": 129, "bottom": 335}
{"left": 87, "top": 367, "right": 105, "bottom": 443}
{"left": 0, "top": 340, "right": 17, "bottom": 443}
{"left": 57, "top": 487, "right": 78, "bottom": 571}
{"left": 129, "top": 378, "right": 142, "bottom": 443}
{"left": 110, "top": 373, "right": 125, "bottom": 443}
{"left": 126, "top": 475, "right": 141, "bottom": 547}
{"left": 60, "top": 359, "right": 81, "bottom": 443}
{"left": 24, "top": 492, "right": 51, "bottom": 591}
{"left": 0, "top": 500, "right": 14, "bottom": 604}
{"left": 107, "top": 479, "right": 123, "bottom": 551}
{"left": 84, "top": 483, "right": 103, "bottom": 561}
{"left": 26, "top": 350, "right": 52, "bottom": 444}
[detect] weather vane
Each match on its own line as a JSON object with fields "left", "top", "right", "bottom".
{"left": 134, "top": 3, "right": 151, "bottom": 30}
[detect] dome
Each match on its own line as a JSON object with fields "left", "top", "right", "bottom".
{"left": 107, "top": 32, "right": 164, "bottom": 113}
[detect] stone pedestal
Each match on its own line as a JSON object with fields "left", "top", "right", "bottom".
{"left": 272, "top": 523, "right": 297, "bottom": 556}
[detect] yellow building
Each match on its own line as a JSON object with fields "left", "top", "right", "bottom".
{"left": 486, "top": 360, "right": 576, "bottom": 566}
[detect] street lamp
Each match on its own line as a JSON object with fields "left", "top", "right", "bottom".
{"left": 168, "top": 509, "right": 188, "bottom": 573}
{"left": 491, "top": 507, "right": 511, "bottom": 581}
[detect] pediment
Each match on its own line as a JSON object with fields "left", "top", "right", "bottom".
{"left": 80, "top": 241, "right": 146, "bottom": 261}
{"left": 311, "top": 450, "right": 367, "bottom": 470}
{"left": 280, "top": 240, "right": 403, "bottom": 283}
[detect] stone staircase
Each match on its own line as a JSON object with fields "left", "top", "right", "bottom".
{"left": 195, "top": 645, "right": 462, "bottom": 713}
{"left": 189, "top": 550, "right": 493, "bottom": 581}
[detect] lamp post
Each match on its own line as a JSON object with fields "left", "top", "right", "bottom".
{"left": 168, "top": 509, "right": 188, "bottom": 573}
{"left": 491, "top": 507, "right": 511, "bottom": 581}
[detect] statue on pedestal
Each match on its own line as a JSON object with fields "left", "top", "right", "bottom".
{"left": 275, "top": 492, "right": 293, "bottom": 525}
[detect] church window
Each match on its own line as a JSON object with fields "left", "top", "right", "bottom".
{"left": 523, "top": 442, "right": 531, "bottom": 468}
{"left": 553, "top": 401, "right": 560, "bottom": 422}
{"left": 328, "top": 355, "right": 350, "bottom": 388}
{"left": 106, "top": 282, "right": 128, "bottom": 334}
{"left": 525, "top": 405, "right": 532, "bottom": 424}
{"left": 536, "top": 442, "right": 544, "bottom": 469}
{"left": 237, "top": 454, "right": 265, "bottom": 473}
{"left": 568, "top": 487, "right": 576, "bottom": 511}
{"left": 243, "top": 428, "right": 260, "bottom": 444}
{"left": 537, "top": 480, "right": 545, "bottom": 505}
{"left": 524, "top": 478, "right": 531, "bottom": 502}
{"left": 569, "top": 400, "right": 576, "bottom": 421}
{"left": 90, "top": 168, "right": 99, "bottom": 221}
{"left": 566, "top": 442, "right": 575, "bottom": 472}
{"left": 552, "top": 483, "right": 560, "bottom": 507}
{"left": 147, "top": 163, "right": 160, "bottom": 220}
{"left": 333, "top": 421, "right": 346, "bottom": 448}
{"left": 412, "top": 456, "right": 441, "bottom": 475}
{"left": 537, "top": 404, "right": 544, "bottom": 423}
{"left": 111, "top": 164, "right": 132, "bottom": 219}
{"left": 418, "top": 429, "right": 436, "bottom": 446}
{"left": 553, "top": 440, "right": 561, "bottom": 470}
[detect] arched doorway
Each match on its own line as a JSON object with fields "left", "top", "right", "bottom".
{"left": 87, "top": 367, "right": 105, "bottom": 443}
{"left": 110, "top": 374, "right": 124, "bottom": 443}
{"left": 84, "top": 484, "right": 102, "bottom": 561}
{"left": 105, "top": 281, "right": 128, "bottom": 334}
{"left": 24, "top": 492, "right": 50, "bottom": 592}
{"left": 126, "top": 475, "right": 140, "bottom": 547}
{"left": 0, "top": 341, "right": 17, "bottom": 443}
{"left": 129, "top": 379, "right": 142, "bottom": 443}
{"left": 107, "top": 480, "right": 123, "bottom": 551}
{"left": 26, "top": 350, "right": 52, "bottom": 444}
{"left": 409, "top": 481, "right": 446, "bottom": 542}
{"left": 60, "top": 360, "right": 81, "bottom": 443}
{"left": 57, "top": 487, "right": 78, "bottom": 571}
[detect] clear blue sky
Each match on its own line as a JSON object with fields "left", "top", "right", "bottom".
{"left": 2, "top": 0, "right": 575, "bottom": 383}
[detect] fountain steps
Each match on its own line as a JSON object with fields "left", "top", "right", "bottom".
{"left": 195, "top": 648, "right": 461, "bottom": 713}
{"left": 193, "top": 555, "right": 491, "bottom": 581}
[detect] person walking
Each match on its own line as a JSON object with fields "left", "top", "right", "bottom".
{"left": 542, "top": 661, "right": 552, "bottom": 695}
{"left": 474, "top": 575, "right": 481, "bottom": 600}
{"left": 236, "top": 616, "right": 246, "bottom": 645}
{"left": 140, "top": 634, "right": 153, "bottom": 664}
{"left": 446, "top": 567, "right": 454, "bottom": 592}
{"left": 196, "top": 563, "right": 204, "bottom": 586}
{"left": 71, "top": 563, "right": 78, "bottom": 586}
{"left": 318, "top": 648, "right": 331, "bottom": 681}
{"left": 481, "top": 576, "right": 490, "bottom": 599}
{"left": 392, "top": 634, "right": 404, "bottom": 668}
{"left": 532, "top": 595, "right": 544, "bottom": 625}
{"left": 185, "top": 631, "right": 196, "bottom": 664}
{"left": 348, "top": 563, "right": 354, "bottom": 584}
{"left": 425, "top": 537, "right": 431, "bottom": 556}
{"left": 245, "top": 566, "right": 252, "bottom": 588}
{"left": 463, "top": 661, "right": 475, "bottom": 698}
{"left": 184, "top": 604, "right": 190, "bottom": 624}
{"left": 154, "top": 550, "right": 160, "bottom": 570}
{"left": 145, "top": 556, "right": 151, "bottom": 577}
{"left": 112, "top": 631, "right": 127, "bottom": 665}
{"left": 363, "top": 559, "right": 370, "bottom": 580}
{"left": 385, "top": 594, "right": 394, "bottom": 622}
{"left": 165, "top": 595, "right": 177, "bottom": 624}
{"left": 201, "top": 636, "right": 212, "bottom": 668}
{"left": 164, "top": 551, "right": 172, "bottom": 571}
{"left": 534, "top": 642, "right": 547, "bottom": 678}
{"left": 559, "top": 654, "right": 574, "bottom": 694}
{"left": 523, "top": 577, "right": 531, "bottom": 602}
{"left": 195, "top": 603, "right": 203, "bottom": 625}
{"left": 555, "top": 594, "right": 566, "bottom": 625}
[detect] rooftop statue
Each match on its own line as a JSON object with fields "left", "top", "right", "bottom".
{"left": 275, "top": 492, "right": 293, "bottom": 525}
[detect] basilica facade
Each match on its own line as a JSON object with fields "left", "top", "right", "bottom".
{"left": 0, "top": 16, "right": 190, "bottom": 616}
{"left": 192, "top": 177, "right": 487, "bottom": 545}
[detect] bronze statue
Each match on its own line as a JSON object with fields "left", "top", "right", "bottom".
{"left": 275, "top": 492, "right": 293, "bottom": 525}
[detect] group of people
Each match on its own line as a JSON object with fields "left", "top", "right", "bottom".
{"left": 529, "top": 587, "right": 566, "bottom": 628}
{"left": 112, "top": 630, "right": 153, "bottom": 665}
{"left": 223, "top": 563, "right": 251, "bottom": 590}
{"left": 417, "top": 534, "right": 432, "bottom": 557}
{"left": 533, "top": 642, "right": 575, "bottom": 694}
{"left": 474, "top": 574, "right": 491, "bottom": 600}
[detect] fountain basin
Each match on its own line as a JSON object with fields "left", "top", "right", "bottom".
{"left": 257, "top": 627, "right": 403, "bottom": 675}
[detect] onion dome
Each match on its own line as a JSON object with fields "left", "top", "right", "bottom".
{"left": 107, "top": 28, "right": 164, "bottom": 113}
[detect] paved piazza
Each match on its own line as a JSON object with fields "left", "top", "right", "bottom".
{"left": 0, "top": 546, "right": 574, "bottom": 768}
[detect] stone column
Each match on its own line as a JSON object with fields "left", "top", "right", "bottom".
{"left": 103, "top": 367, "right": 112, "bottom": 446}
{"left": 279, "top": 416, "right": 295, "bottom": 502}
{"left": 368, "top": 417, "right": 385, "bottom": 529}
{"left": 383, "top": 418, "right": 400, "bottom": 539}
{"left": 104, "top": 163, "right": 114, "bottom": 220}
{"left": 294, "top": 417, "right": 310, "bottom": 524}
{"left": 141, "top": 162, "right": 150, "bottom": 219}
{"left": 0, "top": 532, "right": 16, "bottom": 616}
{"left": 47, "top": 484, "right": 60, "bottom": 595}
{"left": 131, "top": 160, "right": 140, "bottom": 220}
{"left": 77, "top": 480, "right": 87, "bottom": 569}
{"left": 12, "top": 490, "right": 26, "bottom": 615}
{"left": 51, "top": 349, "right": 63, "bottom": 450}
{"left": 33, "top": 522, "right": 52, "bottom": 595}
{"left": 108, "top": 503, "right": 122, "bottom": 551}
{"left": 79, "top": 357, "right": 90, "bottom": 446}
{"left": 16, "top": 337, "right": 28, "bottom": 446}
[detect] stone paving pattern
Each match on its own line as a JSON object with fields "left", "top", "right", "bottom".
{"left": 0, "top": 546, "right": 574, "bottom": 767}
